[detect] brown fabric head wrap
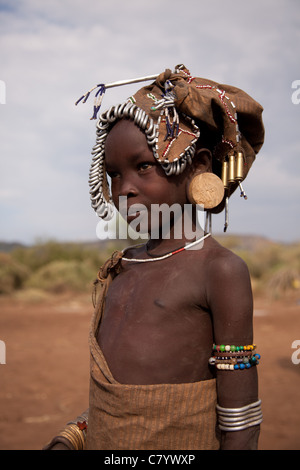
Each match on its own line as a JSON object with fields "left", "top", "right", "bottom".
{"left": 84, "top": 64, "right": 264, "bottom": 220}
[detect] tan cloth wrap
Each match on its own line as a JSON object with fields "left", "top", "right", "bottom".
{"left": 86, "top": 256, "right": 219, "bottom": 450}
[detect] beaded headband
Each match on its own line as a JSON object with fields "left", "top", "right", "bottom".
{"left": 76, "top": 65, "right": 264, "bottom": 224}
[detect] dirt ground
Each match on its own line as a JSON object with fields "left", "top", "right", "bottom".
{"left": 0, "top": 290, "right": 300, "bottom": 451}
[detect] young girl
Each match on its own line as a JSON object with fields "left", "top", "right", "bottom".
{"left": 44, "top": 65, "right": 264, "bottom": 450}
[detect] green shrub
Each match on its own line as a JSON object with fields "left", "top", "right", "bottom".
{"left": 266, "top": 266, "right": 300, "bottom": 298}
{"left": 2, "top": 237, "right": 300, "bottom": 298}
{"left": 25, "top": 259, "right": 97, "bottom": 293}
{"left": 0, "top": 253, "right": 30, "bottom": 294}
{"left": 11, "top": 240, "right": 102, "bottom": 271}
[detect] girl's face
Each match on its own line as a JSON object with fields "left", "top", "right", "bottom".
{"left": 105, "top": 119, "right": 191, "bottom": 231}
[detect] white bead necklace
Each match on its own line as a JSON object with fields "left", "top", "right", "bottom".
{"left": 122, "top": 233, "right": 211, "bottom": 263}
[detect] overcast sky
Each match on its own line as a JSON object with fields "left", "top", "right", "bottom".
{"left": 0, "top": 0, "right": 299, "bottom": 245}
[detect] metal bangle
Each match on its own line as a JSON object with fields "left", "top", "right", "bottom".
{"left": 217, "top": 406, "right": 262, "bottom": 418}
{"left": 218, "top": 411, "right": 263, "bottom": 425}
{"left": 218, "top": 417, "right": 263, "bottom": 432}
{"left": 218, "top": 409, "right": 263, "bottom": 422}
{"left": 216, "top": 400, "right": 263, "bottom": 432}
{"left": 216, "top": 399, "right": 261, "bottom": 414}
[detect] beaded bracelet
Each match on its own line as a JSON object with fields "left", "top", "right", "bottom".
{"left": 209, "top": 350, "right": 261, "bottom": 370}
{"left": 209, "top": 354, "right": 260, "bottom": 365}
{"left": 213, "top": 355, "right": 260, "bottom": 370}
{"left": 213, "top": 344, "right": 256, "bottom": 353}
{"left": 213, "top": 350, "right": 253, "bottom": 358}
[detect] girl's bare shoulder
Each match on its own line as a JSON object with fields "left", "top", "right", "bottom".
{"left": 199, "top": 235, "right": 250, "bottom": 280}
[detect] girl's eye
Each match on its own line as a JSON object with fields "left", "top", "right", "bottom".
{"left": 138, "top": 162, "right": 153, "bottom": 172}
{"left": 107, "top": 171, "right": 120, "bottom": 179}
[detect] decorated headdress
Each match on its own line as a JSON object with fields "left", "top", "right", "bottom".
{"left": 76, "top": 64, "right": 264, "bottom": 230}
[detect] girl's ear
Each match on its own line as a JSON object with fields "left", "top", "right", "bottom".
{"left": 191, "top": 148, "right": 213, "bottom": 175}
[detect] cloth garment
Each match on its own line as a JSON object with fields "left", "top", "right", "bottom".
{"left": 86, "top": 252, "right": 219, "bottom": 450}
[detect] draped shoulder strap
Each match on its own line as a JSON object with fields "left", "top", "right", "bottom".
{"left": 92, "top": 250, "right": 123, "bottom": 308}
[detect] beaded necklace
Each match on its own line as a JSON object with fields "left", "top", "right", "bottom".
{"left": 122, "top": 233, "right": 211, "bottom": 263}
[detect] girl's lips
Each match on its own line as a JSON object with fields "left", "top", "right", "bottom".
{"left": 126, "top": 206, "right": 147, "bottom": 222}
{"left": 123, "top": 204, "right": 148, "bottom": 228}
{"left": 117, "top": 199, "right": 149, "bottom": 224}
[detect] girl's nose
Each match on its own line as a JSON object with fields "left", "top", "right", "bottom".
{"left": 118, "top": 176, "right": 138, "bottom": 199}
{"left": 116, "top": 178, "right": 138, "bottom": 215}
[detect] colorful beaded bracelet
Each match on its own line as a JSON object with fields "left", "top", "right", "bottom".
{"left": 209, "top": 355, "right": 260, "bottom": 365}
{"left": 213, "top": 344, "right": 256, "bottom": 353}
{"left": 209, "top": 353, "right": 261, "bottom": 370}
{"left": 213, "top": 350, "right": 253, "bottom": 358}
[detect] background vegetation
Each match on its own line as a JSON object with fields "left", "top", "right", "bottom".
{"left": 0, "top": 235, "right": 300, "bottom": 300}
